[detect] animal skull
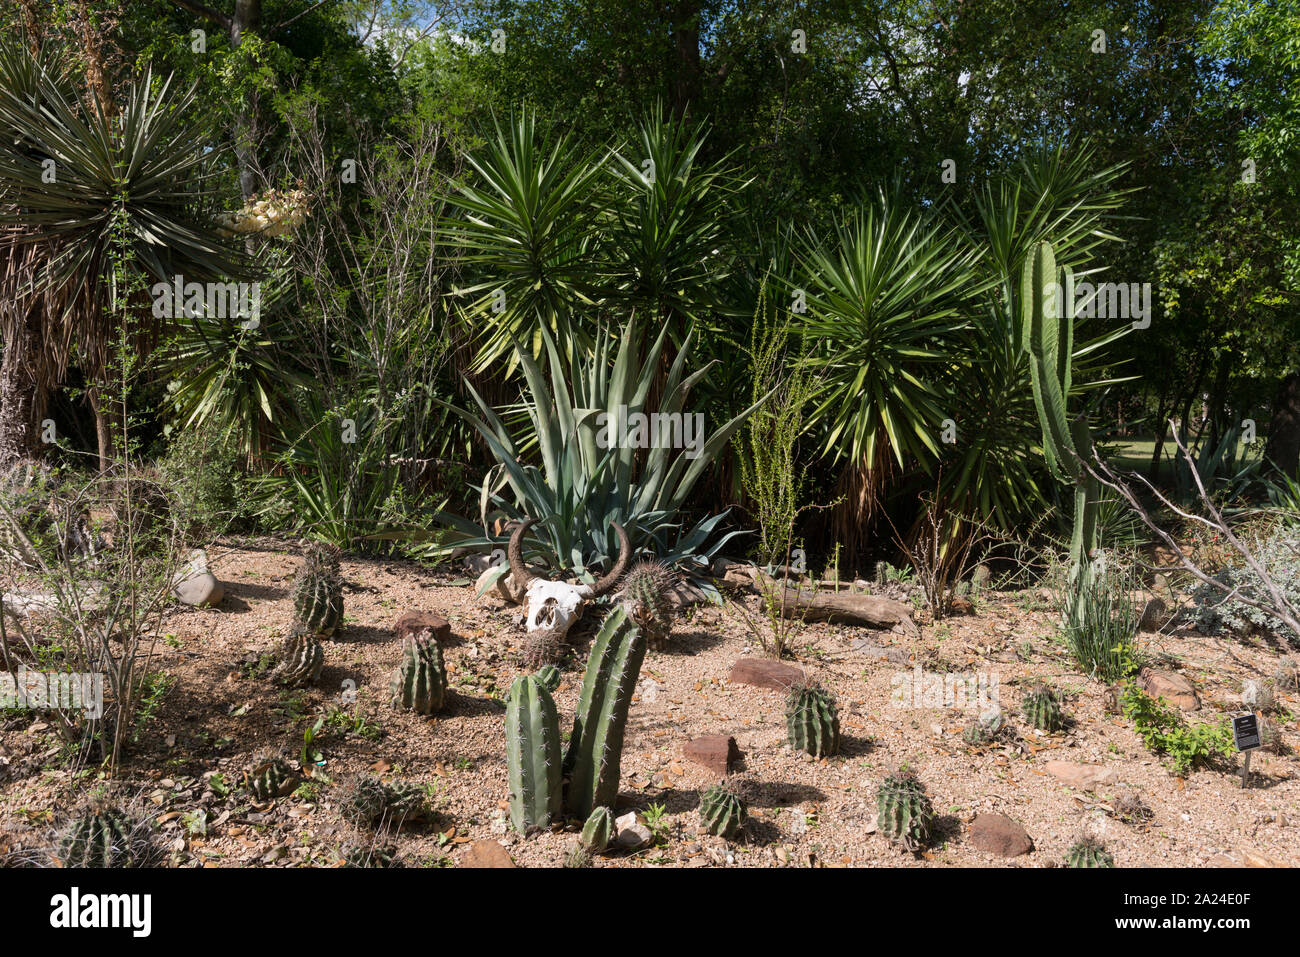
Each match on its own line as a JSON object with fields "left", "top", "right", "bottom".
{"left": 508, "top": 519, "right": 631, "bottom": 642}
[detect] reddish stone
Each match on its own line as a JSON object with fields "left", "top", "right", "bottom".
{"left": 461, "top": 840, "right": 516, "bottom": 868}
{"left": 394, "top": 610, "right": 451, "bottom": 645}
{"left": 728, "top": 658, "right": 806, "bottom": 691}
{"left": 1139, "top": 667, "right": 1200, "bottom": 711}
{"left": 683, "top": 735, "right": 744, "bottom": 775}
{"left": 968, "top": 814, "right": 1033, "bottom": 857}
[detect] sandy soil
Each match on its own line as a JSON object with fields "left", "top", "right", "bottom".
{"left": 1, "top": 539, "right": 1296, "bottom": 868}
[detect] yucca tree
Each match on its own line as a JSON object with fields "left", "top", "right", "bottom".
{"left": 0, "top": 34, "right": 248, "bottom": 468}
{"left": 442, "top": 108, "right": 611, "bottom": 376}
{"left": 796, "top": 189, "right": 985, "bottom": 551}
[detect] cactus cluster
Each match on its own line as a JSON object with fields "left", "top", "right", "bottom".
{"left": 390, "top": 629, "right": 447, "bottom": 715}
{"left": 504, "top": 606, "right": 647, "bottom": 831}
{"left": 699, "top": 783, "right": 746, "bottom": 839}
{"left": 617, "top": 560, "right": 676, "bottom": 651}
{"left": 293, "top": 541, "right": 344, "bottom": 637}
{"left": 270, "top": 628, "right": 324, "bottom": 687}
{"left": 566, "top": 806, "right": 615, "bottom": 868}
{"left": 58, "top": 806, "right": 155, "bottom": 868}
{"left": 1066, "top": 836, "right": 1115, "bottom": 868}
{"left": 962, "top": 709, "right": 1005, "bottom": 746}
{"left": 876, "top": 769, "right": 934, "bottom": 851}
{"left": 341, "top": 775, "right": 430, "bottom": 830}
{"left": 786, "top": 683, "right": 841, "bottom": 757}
{"left": 245, "top": 757, "right": 299, "bottom": 800}
{"left": 1022, "top": 683, "right": 1065, "bottom": 732}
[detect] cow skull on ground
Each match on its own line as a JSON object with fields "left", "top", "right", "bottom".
{"left": 507, "top": 519, "right": 631, "bottom": 642}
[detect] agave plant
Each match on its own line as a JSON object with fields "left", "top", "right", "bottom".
{"left": 435, "top": 317, "right": 764, "bottom": 581}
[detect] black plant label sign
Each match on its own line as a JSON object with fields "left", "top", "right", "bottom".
{"left": 1232, "top": 713, "right": 1261, "bottom": 752}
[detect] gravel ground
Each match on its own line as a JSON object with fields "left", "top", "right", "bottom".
{"left": 1, "top": 539, "right": 1296, "bottom": 868}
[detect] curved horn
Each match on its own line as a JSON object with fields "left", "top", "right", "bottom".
{"left": 506, "top": 519, "right": 538, "bottom": 585}
{"left": 585, "top": 522, "right": 632, "bottom": 597}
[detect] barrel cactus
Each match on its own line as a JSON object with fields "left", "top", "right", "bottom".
{"left": 877, "top": 769, "right": 934, "bottom": 851}
{"left": 699, "top": 783, "right": 746, "bottom": 839}
{"left": 58, "top": 806, "right": 154, "bottom": 868}
{"left": 505, "top": 674, "right": 563, "bottom": 833}
{"left": 341, "top": 775, "right": 429, "bottom": 829}
{"left": 292, "top": 541, "right": 344, "bottom": 637}
{"left": 390, "top": 629, "right": 447, "bottom": 714}
{"left": 566, "top": 805, "right": 615, "bottom": 868}
{"left": 245, "top": 757, "right": 299, "bottom": 800}
{"left": 962, "top": 709, "right": 1004, "bottom": 746}
{"left": 617, "top": 560, "right": 676, "bottom": 651}
{"left": 270, "top": 628, "right": 324, "bottom": 687}
{"left": 523, "top": 628, "right": 565, "bottom": 670}
{"left": 1023, "top": 682, "right": 1064, "bottom": 731}
{"left": 1066, "top": 836, "right": 1115, "bottom": 868}
{"left": 533, "top": 664, "right": 562, "bottom": 693}
{"left": 786, "top": 683, "right": 841, "bottom": 757}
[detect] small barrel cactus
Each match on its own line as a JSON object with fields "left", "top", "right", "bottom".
{"left": 271, "top": 628, "right": 324, "bottom": 687}
{"left": 786, "top": 683, "right": 841, "bottom": 757}
{"left": 522, "top": 628, "right": 565, "bottom": 670}
{"left": 699, "top": 783, "right": 746, "bottom": 839}
{"left": 877, "top": 769, "right": 934, "bottom": 851}
{"left": 245, "top": 757, "right": 299, "bottom": 800}
{"left": 1066, "top": 836, "right": 1115, "bottom": 868}
{"left": 341, "top": 775, "right": 429, "bottom": 830}
{"left": 58, "top": 806, "right": 153, "bottom": 868}
{"left": 390, "top": 629, "right": 447, "bottom": 714}
{"left": 962, "top": 709, "right": 1004, "bottom": 746}
{"left": 1275, "top": 656, "right": 1300, "bottom": 694}
{"left": 533, "top": 663, "right": 562, "bottom": 694}
{"left": 293, "top": 541, "right": 344, "bottom": 637}
{"left": 617, "top": 560, "right": 676, "bottom": 651}
{"left": 566, "top": 806, "right": 615, "bottom": 868}
{"left": 1022, "top": 682, "right": 1064, "bottom": 731}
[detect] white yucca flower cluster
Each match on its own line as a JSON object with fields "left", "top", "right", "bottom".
{"left": 215, "top": 185, "right": 311, "bottom": 238}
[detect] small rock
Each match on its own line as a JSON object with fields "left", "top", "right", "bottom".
{"left": 1043, "top": 760, "right": 1119, "bottom": 790}
{"left": 173, "top": 568, "right": 224, "bottom": 607}
{"left": 968, "top": 814, "right": 1033, "bottom": 857}
{"left": 728, "top": 658, "right": 806, "bottom": 691}
{"left": 393, "top": 610, "right": 452, "bottom": 646}
{"left": 848, "top": 638, "right": 909, "bottom": 663}
{"left": 683, "top": 735, "right": 745, "bottom": 775}
{"left": 615, "top": 812, "right": 653, "bottom": 850}
{"left": 462, "top": 840, "right": 517, "bottom": 868}
{"left": 1138, "top": 667, "right": 1200, "bottom": 711}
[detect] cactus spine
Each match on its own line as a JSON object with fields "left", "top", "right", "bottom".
{"left": 390, "top": 629, "right": 447, "bottom": 714}
{"left": 293, "top": 542, "right": 344, "bottom": 637}
{"left": 699, "top": 783, "right": 746, "bottom": 839}
{"left": 58, "top": 807, "right": 150, "bottom": 868}
{"left": 1022, "top": 240, "right": 1102, "bottom": 613}
{"left": 1066, "top": 837, "right": 1115, "bottom": 868}
{"left": 786, "top": 683, "right": 841, "bottom": 757}
{"left": 877, "top": 769, "right": 934, "bottom": 851}
{"left": 618, "top": 560, "right": 675, "bottom": 651}
{"left": 1023, "top": 682, "right": 1065, "bottom": 731}
{"left": 505, "top": 674, "right": 563, "bottom": 833}
{"left": 562, "top": 606, "right": 647, "bottom": 819}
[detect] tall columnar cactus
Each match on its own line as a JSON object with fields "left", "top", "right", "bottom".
{"left": 390, "top": 630, "right": 447, "bottom": 715}
{"left": 876, "top": 769, "right": 934, "bottom": 851}
{"left": 617, "top": 560, "right": 676, "bottom": 651}
{"left": 293, "top": 542, "right": 344, "bottom": 637}
{"left": 786, "top": 683, "right": 841, "bottom": 757}
{"left": 1021, "top": 240, "right": 1101, "bottom": 590}
{"left": 58, "top": 807, "right": 152, "bottom": 868}
{"left": 699, "top": 783, "right": 747, "bottom": 839}
{"left": 505, "top": 674, "right": 563, "bottom": 833}
{"left": 562, "top": 606, "right": 647, "bottom": 819}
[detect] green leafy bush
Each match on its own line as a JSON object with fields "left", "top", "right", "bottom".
{"left": 1120, "top": 682, "right": 1235, "bottom": 776}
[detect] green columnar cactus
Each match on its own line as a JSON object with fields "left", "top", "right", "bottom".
{"left": 293, "top": 542, "right": 344, "bottom": 637}
{"left": 390, "top": 630, "right": 447, "bottom": 714}
{"left": 58, "top": 807, "right": 151, "bottom": 868}
{"left": 271, "top": 629, "right": 324, "bottom": 687}
{"left": 562, "top": 606, "right": 647, "bottom": 819}
{"left": 699, "top": 783, "right": 747, "bottom": 839}
{"left": 505, "top": 674, "right": 563, "bottom": 833}
{"left": 1021, "top": 240, "right": 1101, "bottom": 593}
{"left": 786, "top": 683, "right": 841, "bottom": 757}
{"left": 877, "top": 769, "right": 934, "bottom": 851}
{"left": 1066, "top": 837, "right": 1115, "bottom": 868}
{"left": 245, "top": 757, "right": 299, "bottom": 800}
{"left": 533, "top": 664, "right": 562, "bottom": 694}
{"left": 1023, "top": 683, "right": 1065, "bottom": 731}
{"left": 618, "top": 560, "right": 675, "bottom": 651}
{"left": 566, "top": 805, "right": 616, "bottom": 867}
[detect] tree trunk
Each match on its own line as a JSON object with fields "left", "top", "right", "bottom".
{"left": 1266, "top": 372, "right": 1300, "bottom": 479}
{"left": 669, "top": 1, "right": 701, "bottom": 117}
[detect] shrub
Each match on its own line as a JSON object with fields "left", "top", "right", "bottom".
{"left": 1120, "top": 683, "right": 1235, "bottom": 776}
{"left": 1057, "top": 552, "right": 1140, "bottom": 681}
{"left": 1191, "top": 521, "right": 1300, "bottom": 644}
